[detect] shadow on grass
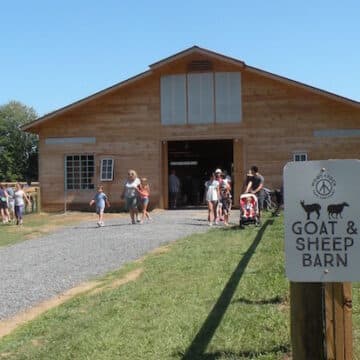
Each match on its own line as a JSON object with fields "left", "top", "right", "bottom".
{"left": 181, "top": 220, "right": 274, "bottom": 360}
{"left": 232, "top": 295, "right": 283, "bottom": 305}
{"left": 177, "top": 343, "right": 290, "bottom": 359}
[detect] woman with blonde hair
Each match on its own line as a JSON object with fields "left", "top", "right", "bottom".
{"left": 14, "top": 183, "right": 31, "bottom": 225}
{"left": 121, "top": 170, "right": 140, "bottom": 224}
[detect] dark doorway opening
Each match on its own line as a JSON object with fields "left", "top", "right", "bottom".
{"left": 168, "top": 140, "right": 233, "bottom": 208}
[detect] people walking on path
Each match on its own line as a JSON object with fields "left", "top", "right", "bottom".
{"left": 89, "top": 185, "right": 110, "bottom": 227}
{"left": 14, "top": 183, "right": 31, "bottom": 225}
{"left": 219, "top": 179, "right": 231, "bottom": 226}
{"left": 5, "top": 184, "right": 15, "bottom": 222}
{"left": 136, "top": 177, "right": 151, "bottom": 223}
{"left": 168, "top": 169, "right": 180, "bottom": 209}
{"left": 121, "top": 170, "right": 141, "bottom": 224}
{"left": 0, "top": 183, "right": 10, "bottom": 223}
{"left": 205, "top": 173, "right": 220, "bottom": 226}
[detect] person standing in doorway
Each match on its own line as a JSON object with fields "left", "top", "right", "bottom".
{"left": 168, "top": 169, "right": 180, "bottom": 209}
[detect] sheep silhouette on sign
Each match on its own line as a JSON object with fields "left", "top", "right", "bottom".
{"left": 327, "top": 202, "right": 349, "bottom": 219}
{"left": 300, "top": 201, "right": 321, "bottom": 220}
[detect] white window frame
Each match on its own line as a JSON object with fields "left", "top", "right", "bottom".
{"left": 293, "top": 152, "right": 308, "bottom": 162}
{"left": 100, "top": 158, "right": 114, "bottom": 181}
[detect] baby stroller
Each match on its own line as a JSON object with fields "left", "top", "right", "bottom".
{"left": 239, "top": 193, "right": 260, "bottom": 228}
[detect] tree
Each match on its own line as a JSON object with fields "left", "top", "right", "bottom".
{"left": 0, "top": 101, "right": 38, "bottom": 182}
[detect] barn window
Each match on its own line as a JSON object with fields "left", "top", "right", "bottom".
{"left": 187, "top": 73, "right": 214, "bottom": 124}
{"left": 215, "top": 72, "right": 242, "bottom": 123}
{"left": 293, "top": 152, "right": 308, "bottom": 162}
{"left": 160, "top": 75, "right": 186, "bottom": 125}
{"left": 65, "top": 155, "right": 95, "bottom": 190}
{"left": 160, "top": 72, "right": 242, "bottom": 125}
{"left": 100, "top": 158, "right": 114, "bottom": 181}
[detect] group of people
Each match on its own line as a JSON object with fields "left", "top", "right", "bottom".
{"left": 89, "top": 170, "right": 151, "bottom": 227}
{"left": 204, "top": 165, "right": 265, "bottom": 227}
{"left": 204, "top": 168, "right": 232, "bottom": 226}
{"left": 0, "top": 183, "right": 31, "bottom": 225}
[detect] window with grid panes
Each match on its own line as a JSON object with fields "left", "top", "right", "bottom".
{"left": 100, "top": 158, "right": 114, "bottom": 181}
{"left": 65, "top": 155, "right": 95, "bottom": 190}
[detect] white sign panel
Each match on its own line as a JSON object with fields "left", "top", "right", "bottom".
{"left": 284, "top": 160, "right": 360, "bottom": 282}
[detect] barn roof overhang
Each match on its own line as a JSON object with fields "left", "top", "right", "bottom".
{"left": 22, "top": 45, "right": 360, "bottom": 133}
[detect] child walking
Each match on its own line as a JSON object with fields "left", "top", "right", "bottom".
{"left": 136, "top": 178, "right": 151, "bottom": 223}
{"left": 89, "top": 185, "right": 110, "bottom": 227}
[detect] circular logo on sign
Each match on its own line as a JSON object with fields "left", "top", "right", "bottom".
{"left": 312, "top": 170, "right": 336, "bottom": 199}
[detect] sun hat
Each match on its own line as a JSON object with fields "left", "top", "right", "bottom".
{"left": 215, "top": 168, "right": 222, "bottom": 174}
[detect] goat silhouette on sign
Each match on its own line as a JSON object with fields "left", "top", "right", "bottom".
{"left": 327, "top": 202, "right": 349, "bottom": 219}
{"left": 300, "top": 201, "right": 321, "bottom": 220}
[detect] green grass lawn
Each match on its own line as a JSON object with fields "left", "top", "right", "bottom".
{"left": 1, "top": 212, "right": 360, "bottom": 359}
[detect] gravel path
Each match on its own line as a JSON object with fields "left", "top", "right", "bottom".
{"left": 0, "top": 209, "right": 215, "bottom": 321}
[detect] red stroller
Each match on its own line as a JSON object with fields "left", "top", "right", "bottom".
{"left": 239, "top": 193, "right": 260, "bottom": 228}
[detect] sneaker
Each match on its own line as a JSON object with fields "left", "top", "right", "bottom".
{"left": 208, "top": 222, "right": 213, "bottom": 226}
{"left": 131, "top": 220, "right": 136, "bottom": 224}
{"left": 97, "top": 222, "right": 101, "bottom": 227}
{"left": 100, "top": 222, "right": 104, "bottom": 227}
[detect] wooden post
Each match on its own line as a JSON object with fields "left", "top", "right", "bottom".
{"left": 290, "top": 282, "right": 326, "bottom": 360}
{"left": 233, "top": 138, "right": 243, "bottom": 209}
{"left": 36, "top": 187, "right": 41, "bottom": 213}
{"left": 324, "top": 283, "right": 352, "bottom": 360}
{"left": 291, "top": 282, "right": 352, "bottom": 360}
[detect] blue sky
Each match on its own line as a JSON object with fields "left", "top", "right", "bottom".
{"left": 1, "top": 0, "right": 359, "bottom": 117}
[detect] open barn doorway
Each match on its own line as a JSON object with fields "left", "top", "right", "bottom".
{"left": 168, "top": 140, "right": 233, "bottom": 208}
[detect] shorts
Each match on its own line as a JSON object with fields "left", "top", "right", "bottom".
{"left": 96, "top": 206, "right": 105, "bottom": 215}
{"left": 15, "top": 205, "right": 24, "bottom": 219}
{"left": 126, "top": 196, "right": 138, "bottom": 210}
{"left": 221, "top": 198, "right": 231, "bottom": 214}
{"left": 0, "top": 201, "right": 8, "bottom": 210}
{"left": 141, "top": 197, "right": 149, "bottom": 206}
{"left": 8, "top": 200, "right": 15, "bottom": 212}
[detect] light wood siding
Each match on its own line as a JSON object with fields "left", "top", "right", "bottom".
{"left": 34, "top": 51, "right": 360, "bottom": 211}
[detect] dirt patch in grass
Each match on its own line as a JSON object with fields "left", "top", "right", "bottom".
{"left": 135, "top": 245, "right": 171, "bottom": 264}
{"left": 0, "top": 267, "right": 143, "bottom": 339}
{"left": 89, "top": 267, "right": 143, "bottom": 296}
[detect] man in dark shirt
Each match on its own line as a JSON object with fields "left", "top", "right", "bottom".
{"left": 245, "top": 165, "right": 265, "bottom": 213}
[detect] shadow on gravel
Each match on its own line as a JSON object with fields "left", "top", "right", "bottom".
{"left": 180, "top": 219, "right": 274, "bottom": 360}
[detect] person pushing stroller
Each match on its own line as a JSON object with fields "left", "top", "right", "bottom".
{"left": 245, "top": 166, "right": 265, "bottom": 217}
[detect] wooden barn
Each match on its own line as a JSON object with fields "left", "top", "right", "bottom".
{"left": 22, "top": 46, "right": 360, "bottom": 211}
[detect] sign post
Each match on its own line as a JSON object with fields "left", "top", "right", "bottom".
{"left": 284, "top": 160, "right": 358, "bottom": 359}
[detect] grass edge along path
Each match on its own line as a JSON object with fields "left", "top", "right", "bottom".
{"left": 0, "top": 214, "right": 291, "bottom": 360}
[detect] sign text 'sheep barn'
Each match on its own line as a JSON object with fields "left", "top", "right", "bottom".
{"left": 284, "top": 160, "right": 360, "bottom": 282}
